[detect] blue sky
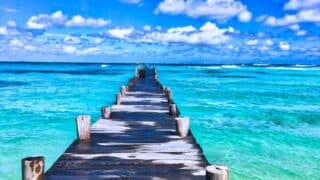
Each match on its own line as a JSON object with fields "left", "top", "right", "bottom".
{"left": 0, "top": 0, "right": 319, "bottom": 64}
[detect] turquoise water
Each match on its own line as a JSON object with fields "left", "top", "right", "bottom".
{"left": 1, "top": 63, "right": 320, "bottom": 179}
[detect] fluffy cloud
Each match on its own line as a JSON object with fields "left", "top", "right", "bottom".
{"left": 26, "top": 11, "right": 110, "bottom": 30}
{"left": 265, "top": 39, "right": 274, "bottom": 46}
{"left": 265, "top": 0, "right": 320, "bottom": 26}
{"left": 0, "top": 26, "right": 8, "bottom": 35}
{"left": 26, "top": 11, "right": 67, "bottom": 29}
{"left": 143, "top": 25, "right": 152, "bottom": 31}
{"left": 108, "top": 27, "right": 134, "bottom": 39}
{"left": 78, "top": 47, "right": 101, "bottom": 55}
{"left": 24, "top": 45, "right": 37, "bottom": 51}
{"left": 7, "top": 21, "right": 17, "bottom": 27}
{"left": 62, "top": 45, "right": 77, "bottom": 54}
{"left": 284, "top": 0, "right": 320, "bottom": 10}
{"left": 265, "top": 9, "right": 320, "bottom": 26}
{"left": 238, "top": 11, "right": 252, "bottom": 22}
{"left": 9, "top": 39, "right": 24, "bottom": 47}
{"left": 155, "top": 0, "right": 250, "bottom": 21}
{"left": 246, "top": 39, "right": 258, "bottom": 46}
{"left": 62, "top": 45, "right": 101, "bottom": 55}
{"left": 289, "top": 24, "right": 300, "bottom": 31}
{"left": 65, "top": 15, "right": 110, "bottom": 27}
{"left": 140, "top": 22, "right": 233, "bottom": 45}
{"left": 279, "top": 41, "right": 290, "bottom": 51}
{"left": 296, "top": 30, "right": 307, "bottom": 36}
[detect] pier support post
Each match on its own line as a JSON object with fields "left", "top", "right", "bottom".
{"left": 135, "top": 66, "right": 139, "bottom": 77}
{"left": 206, "top": 165, "right": 229, "bottom": 180}
{"left": 169, "top": 103, "right": 177, "bottom": 117}
{"left": 101, "top": 107, "right": 111, "bottom": 119}
{"left": 153, "top": 67, "right": 157, "bottom": 75}
{"left": 120, "top": 86, "right": 127, "bottom": 95}
{"left": 76, "top": 115, "right": 91, "bottom": 141}
{"left": 116, "top": 93, "right": 121, "bottom": 105}
{"left": 166, "top": 88, "right": 172, "bottom": 103}
{"left": 22, "top": 156, "right": 44, "bottom": 180}
{"left": 175, "top": 117, "right": 189, "bottom": 138}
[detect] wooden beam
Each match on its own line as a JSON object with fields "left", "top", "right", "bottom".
{"left": 76, "top": 115, "right": 91, "bottom": 141}
{"left": 206, "top": 165, "right": 229, "bottom": 180}
{"left": 22, "top": 156, "right": 44, "bottom": 180}
{"left": 175, "top": 116, "right": 189, "bottom": 138}
{"left": 116, "top": 93, "right": 121, "bottom": 105}
{"left": 101, "top": 107, "right": 111, "bottom": 119}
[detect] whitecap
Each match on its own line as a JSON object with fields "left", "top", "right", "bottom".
{"left": 294, "top": 64, "right": 315, "bottom": 67}
{"left": 266, "top": 67, "right": 307, "bottom": 71}
{"left": 221, "top": 65, "right": 239, "bottom": 68}
{"left": 253, "top": 63, "right": 269, "bottom": 67}
{"left": 101, "top": 64, "right": 109, "bottom": 68}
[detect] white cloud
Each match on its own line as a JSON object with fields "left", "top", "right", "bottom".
{"left": 265, "top": 0, "right": 320, "bottom": 26}
{"left": 9, "top": 39, "right": 24, "bottom": 47}
{"left": 7, "top": 21, "right": 17, "bottom": 27}
{"left": 289, "top": 24, "right": 300, "bottom": 31}
{"left": 0, "top": 7, "right": 16, "bottom": 13}
{"left": 284, "top": 0, "right": 320, "bottom": 10}
{"left": 24, "top": 45, "right": 37, "bottom": 51}
{"left": 156, "top": 26, "right": 162, "bottom": 31}
{"left": 265, "top": 9, "right": 320, "bottom": 26}
{"left": 62, "top": 45, "right": 77, "bottom": 54}
{"left": 62, "top": 45, "right": 101, "bottom": 55}
{"left": 26, "top": 11, "right": 67, "bottom": 29}
{"left": 238, "top": 11, "right": 252, "bottom": 22}
{"left": 87, "top": 37, "right": 104, "bottom": 44}
{"left": 279, "top": 41, "right": 290, "bottom": 51}
{"left": 65, "top": 15, "right": 110, "bottom": 27}
{"left": 246, "top": 39, "right": 258, "bottom": 46}
{"left": 265, "top": 39, "right": 274, "bottom": 46}
{"left": 78, "top": 47, "right": 101, "bottom": 55}
{"left": 143, "top": 25, "right": 152, "bottom": 31}
{"left": 0, "top": 26, "right": 8, "bottom": 35}
{"left": 108, "top": 27, "right": 134, "bottom": 39}
{"left": 26, "top": 11, "right": 110, "bottom": 29}
{"left": 155, "top": 0, "right": 249, "bottom": 20}
{"left": 258, "top": 46, "right": 269, "bottom": 51}
{"left": 256, "top": 15, "right": 267, "bottom": 22}
{"left": 140, "top": 22, "right": 233, "bottom": 45}
{"left": 296, "top": 30, "right": 307, "bottom": 36}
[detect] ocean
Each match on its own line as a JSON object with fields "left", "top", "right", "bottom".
{"left": 0, "top": 63, "right": 319, "bottom": 179}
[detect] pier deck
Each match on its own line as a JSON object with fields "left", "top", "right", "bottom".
{"left": 45, "top": 68, "right": 208, "bottom": 179}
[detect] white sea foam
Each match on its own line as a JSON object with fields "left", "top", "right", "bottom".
{"left": 253, "top": 63, "right": 269, "bottom": 66}
{"left": 267, "top": 67, "right": 308, "bottom": 71}
{"left": 294, "top": 64, "right": 315, "bottom": 67}
{"left": 193, "top": 66, "right": 221, "bottom": 69}
{"left": 101, "top": 64, "right": 109, "bottom": 68}
{"left": 221, "top": 65, "right": 239, "bottom": 68}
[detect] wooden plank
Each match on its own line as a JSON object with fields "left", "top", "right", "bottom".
{"left": 45, "top": 68, "right": 208, "bottom": 179}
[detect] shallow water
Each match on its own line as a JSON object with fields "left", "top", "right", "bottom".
{"left": 0, "top": 63, "right": 319, "bottom": 179}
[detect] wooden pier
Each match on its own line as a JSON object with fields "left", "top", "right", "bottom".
{"left": 22, "top": 66, "right": 229, "bottom": 180}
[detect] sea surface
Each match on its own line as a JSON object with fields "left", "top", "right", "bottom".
{"left": 0, "top": 63, "right": 319, "bottom": 179}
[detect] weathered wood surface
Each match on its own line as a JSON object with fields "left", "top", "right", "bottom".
{"left": 45, "top": 68, "right": 208, "bottom": 179}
